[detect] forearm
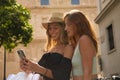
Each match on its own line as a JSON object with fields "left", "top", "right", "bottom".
{"left": 35, "top": 66, "right": 54, "bottom": 79}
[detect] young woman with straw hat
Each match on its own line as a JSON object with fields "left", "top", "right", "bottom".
{"left": 20, "top": 12, "right": 74, "bottom": 80}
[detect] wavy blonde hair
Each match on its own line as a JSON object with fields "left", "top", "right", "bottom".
{"left": 45, "top": 22, "right": 68, "bottom": 51}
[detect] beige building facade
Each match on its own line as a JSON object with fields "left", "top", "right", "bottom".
{"left": 0, "top": 0, "right": 99, "bottom": 79}
{"left": 95, "top": 0, "right": 120, "bottom": 78}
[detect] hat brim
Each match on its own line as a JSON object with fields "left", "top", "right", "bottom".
{"left": 42, "top": 21, "right": 64, "bottom": 29}
{"left": 42, "top": 23, "right": 48, "bottom": 29}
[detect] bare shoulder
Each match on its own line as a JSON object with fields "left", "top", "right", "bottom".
{"left": 79, "top": 35, "right": 91, "bottom": 42}
{"left": 63, "top": 44, "right": 74, "bottom": 59}
{"left": 79, "top": 35, "right": 94, "bottom": 47}
{"left": 65, "top": 44, "right": 73, "bottom": 51}
{"left": 79, "top": 35, "right": 96, "bottom": 56}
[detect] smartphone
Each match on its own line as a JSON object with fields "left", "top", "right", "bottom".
{"left": 17, "top": 50, "right": 26, "bottom": 59}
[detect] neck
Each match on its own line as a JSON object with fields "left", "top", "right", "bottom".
{"left": 75, "top": 35, "right": 80, "bottom": 42}
{"left": 52, "top": 39, "right": 62, "bottom": 47}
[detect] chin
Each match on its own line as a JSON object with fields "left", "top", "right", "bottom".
{"left": 68, "top": 34, "right": 73, "bottom": 38}
{"left": 52, "top": 38, "right": 56, "bottom": 40}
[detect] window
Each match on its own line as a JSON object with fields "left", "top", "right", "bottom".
{"left": 71, "top": 0, "right": 80, "bottom": 5}
{"left": 40, "top": 0, "right": 49, "bottom": 5}
{"left": 107, "top": 24, "right": 115, "bottom": 50}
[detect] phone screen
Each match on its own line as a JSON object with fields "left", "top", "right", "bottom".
{"left": 17, "top": 50, "right": 26, "bottom": 59}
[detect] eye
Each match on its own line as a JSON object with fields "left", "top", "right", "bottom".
{"left": 66, "top": 23, "right": 72, "bottom": 27}
{"left": 54, "top": 24, "right": 60, "bottom": 27}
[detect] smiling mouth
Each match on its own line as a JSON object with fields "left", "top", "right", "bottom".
{"left": 66, "top": 31, "right": 70, "bottom": 34}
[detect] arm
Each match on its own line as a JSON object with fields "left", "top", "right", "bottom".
{"left": 20, "top": 58, "right": 54, "bottom": 79}
{"left": 79, "top": 35, "right": 96, "bottom": 80}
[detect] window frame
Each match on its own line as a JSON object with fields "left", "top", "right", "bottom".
{"left": 40, "top": 0, "right": 49, "bottom": 5}
{"left": 106, "top": 24, "right": 116, "bottom": 54}
{"left": 71, "top": 0, "right": 80, "bottom": 5}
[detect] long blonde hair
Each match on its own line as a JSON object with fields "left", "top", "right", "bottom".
{"left": 45, "top": 22, "right": 68, "bottom": 51}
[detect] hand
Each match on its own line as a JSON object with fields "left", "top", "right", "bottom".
{"left": 20, "top": 58, "right": 40, "bottom": 73}
{"left": 20, "top": 59, "right": 31, "bottom": 75}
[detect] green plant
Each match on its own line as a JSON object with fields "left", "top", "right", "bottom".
{"left": 0, "top": 0, "right": 33, "bottom": 51}
{"left": 0, "top": 0, "right": 33, "bottom": 79}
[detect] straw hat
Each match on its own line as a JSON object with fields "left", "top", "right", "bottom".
{"left": 42, "top": 12, "right": 64, "bottom": 29}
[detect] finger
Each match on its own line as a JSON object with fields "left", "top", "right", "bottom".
{"left": 23, "top": 58, "right": 30, "bottom": 63}
{"left": 20, "top": 60, "right": 25, "bottom": 68}
{"left": 20, "top": 58, "right": 28, "bottom": 65}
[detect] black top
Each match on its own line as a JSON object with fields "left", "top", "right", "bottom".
{"left": 38, "top": 52, "right": 72, "bottom": 80}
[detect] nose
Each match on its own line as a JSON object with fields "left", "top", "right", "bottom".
{"left": 49, "top": 28, "right": 54, "bottom": 34}
{"left": 65, "top": 25, "right": 68, "bottom": 31}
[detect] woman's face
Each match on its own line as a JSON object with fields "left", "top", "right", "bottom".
{"left": 48, "top": 23, "right": 61, "bottom": 40}
{"left": 64, "top": 17, "right": 76, "bottom": 38}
